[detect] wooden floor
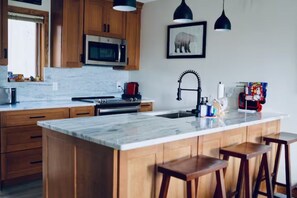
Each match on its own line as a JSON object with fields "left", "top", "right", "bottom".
{"left": 0, "top": 180, "right": 42, "bottom": 198}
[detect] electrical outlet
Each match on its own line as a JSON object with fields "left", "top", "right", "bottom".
{"left": 116, "top": 81, "right": 123, "bottom": 91}
{"left": 52, "top": 82, "right": 58, "bottom": 91}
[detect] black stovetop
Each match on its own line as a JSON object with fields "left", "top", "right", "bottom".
{"left": 72, "top": 96, "right": 141, "bottom": 107}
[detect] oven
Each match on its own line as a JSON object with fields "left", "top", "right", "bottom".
{"left": 72, "top": 96, "right": 140, "bottom": 116}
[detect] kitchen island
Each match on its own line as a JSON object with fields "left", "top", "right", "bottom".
{"left": 38, "top": 111, "right": 286, "bottom": 198}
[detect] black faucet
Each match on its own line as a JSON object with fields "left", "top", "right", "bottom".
{"left": 177, "top": 70, "right": 202, "bottom": 117}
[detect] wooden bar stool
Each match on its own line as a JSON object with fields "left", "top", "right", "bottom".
{"left": 254, "top": 132, "right": 297, "bottom": 197}
{"left": 158, "top": 155, "right": 228, "bottom": 198}
{"left": 219, "top": 142, "right": 273, "bottom": 198}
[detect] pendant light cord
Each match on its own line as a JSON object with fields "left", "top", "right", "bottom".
{"left": 223, "top": 0, "right": 225, "bottom": 11}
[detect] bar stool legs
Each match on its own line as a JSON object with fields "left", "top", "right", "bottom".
{"left": 253, "top": 153, "right": 273, "bottom": 198}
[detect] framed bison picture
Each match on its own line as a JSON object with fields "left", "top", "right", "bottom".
{"left": 167, "top": 21, "right": 207, "bottom": 59}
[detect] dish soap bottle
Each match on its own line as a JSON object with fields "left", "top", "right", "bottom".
{"left": 200, "top": 97, "right": 208, "bottom": 117}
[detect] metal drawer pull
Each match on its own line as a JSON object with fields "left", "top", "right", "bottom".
{"left": 76, "top": 112, "right": 90, "bottom": 115}
{"left": 30, "top": 160, "right": 42, "bottom": 164}
{"left": 29, "top": 115, "right": 46, "bottom": 119}
{"left": 30, "top": 135, "right": 42, "bottom": 139}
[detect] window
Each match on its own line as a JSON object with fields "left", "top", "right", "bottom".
{"left": 7, "top": 7, "right": 48, "bottom": 82}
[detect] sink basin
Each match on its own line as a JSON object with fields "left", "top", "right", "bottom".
{"left": 155, "top": 111, "right": 195, "bottom": 119}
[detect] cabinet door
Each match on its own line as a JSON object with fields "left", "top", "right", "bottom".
{"left": 125, "top": 8, "right": 141, "bottom": 70}
{"left": 51, "top": 0, "right": 83, "bottom": 68}
{"left": 84, "top": 0, "right": 125, "bottom": 38}
{"left": 0, "top": 0, "right": 8, "bottom": 65}
{"left": 1, "top": 148, "right": 42, "bottom": 180}
{"left": 104, "top": 1, "right": 126, "bottom": 39}
{"left": 84, "top": 0, "right": 105, "bottom": 35}
{"left": 140, "top": 102, "right": 153, "bottom": 112}
{"left": 70, "top": 106, "right": 95, "bottom": 118}
{"left": 163, "top": 137, "right": 198, "bottom": 198}
{"left": 198, "top": 128, "right": 246, "bottom": 197}
{"left": 118, "top": 145, "right": 163, "bottom": 198}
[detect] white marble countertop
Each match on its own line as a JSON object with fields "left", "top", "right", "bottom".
{"left": 37, "top": 110, "right": 286, "bottom": 151}
{"left": 0, "top": 100, "right": 95, "bottom": 112}
{"left": 0, "top": 98, "right": 153, "bottom": 112}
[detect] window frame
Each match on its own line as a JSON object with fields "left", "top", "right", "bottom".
{"left": 8, "top": 6, "right": 48, "bottom": 81}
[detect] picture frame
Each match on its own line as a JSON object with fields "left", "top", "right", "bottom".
{"left": 167, "top": 21, "right": 207, "bottom": 59}
{"left": 12, "top": 0, "right": 42, "bottom": 5}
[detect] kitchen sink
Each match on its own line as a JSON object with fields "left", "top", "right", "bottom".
{"left": 155, "top": 111, "right": 195, "bottom": 119}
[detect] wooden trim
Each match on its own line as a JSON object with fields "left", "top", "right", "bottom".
{"left": 7, "top": 6, "right": 49, "bottom": 79}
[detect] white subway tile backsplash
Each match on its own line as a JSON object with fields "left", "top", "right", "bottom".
{"left": 0, "top": 66, "right": 129, "bottom": 101}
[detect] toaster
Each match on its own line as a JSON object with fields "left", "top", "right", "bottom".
{"left": 0, "top": 87, "right": 17, "bottom": 104}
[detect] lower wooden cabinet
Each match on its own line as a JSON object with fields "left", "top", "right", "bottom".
{"left": 70, "top": 106, "right": 95, "bottom": 118}
{"left": 140, "top": 102, "right": 153, "bottom": 112}
{"left": 42, "top": 120, "right": 280, "bottom": 198}
{"left": 1, "top": 148, "right": 42, "bottom": 180}
{"left": 198, "top": 127, "right": 247, "bottom": 197}
{"left": 1, "top": 125, "right": 42, "bottom": 153}
{"left": 0, "top": 106, "right": 94, "bottom": 186}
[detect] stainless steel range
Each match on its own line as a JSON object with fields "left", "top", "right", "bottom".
{"left": 72, "top": 96, "right": 141, "bottom": 116}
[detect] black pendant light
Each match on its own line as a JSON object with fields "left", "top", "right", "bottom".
{"left": 113, "top": 0, "right": 136, "bottom": 12}
{"left": 173, "top": 0, "right": 193, "bottom": 23}
{"left": 214, "top": 0, "right": 231, "bottom": 31}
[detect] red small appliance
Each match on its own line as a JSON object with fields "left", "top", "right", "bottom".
{"left": 122, "top": 82, "right": 141, "bottom": 100}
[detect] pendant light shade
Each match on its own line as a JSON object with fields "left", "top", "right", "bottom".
{"left": 214, "top": 0, "right": 231, "bottom": 31}
{"left": 173, "top": 0, "right": 193, "bottom": 23}
{"left": 113, "top": 0, "right": 136, "bottom": 12}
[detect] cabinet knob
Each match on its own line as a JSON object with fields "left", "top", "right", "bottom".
{"left": 103, "top": 24, "right": 107, "bottom": 32}
{"left": 107, "top": 24, "right": 110, "bottom": 33}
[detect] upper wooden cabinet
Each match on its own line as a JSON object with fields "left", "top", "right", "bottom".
{"left": 84, "top": 0, "right": 126, "bottom": 39}
{"left": 0, "top": 0, "right": 8, "bottom": 66}
{"left": 125, "top": 7, "right": 142, "bottom": 70}
{"left": 114, "top": 4, "right": 142, "bottom": 71}
{"left": 51, "top": 0, "right": 84, "bottom": 68}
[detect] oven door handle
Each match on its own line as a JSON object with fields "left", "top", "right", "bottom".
{"left": 98, "top": 106, "right": 140, "bottom": 115}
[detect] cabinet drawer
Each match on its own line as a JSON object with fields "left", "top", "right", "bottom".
{"left": 140, "top": 102, "right": 153, "bottom": 112}
{"left": 1, "top": 108, "right": 69, "bottom": 127}
{"left": 1, "top": 126, "right": 42, "bottom": 153}
{"left": 70, "top": 106, "right": 95, "bottom": 118}
{"left": 1, "top": 148, "right": 42, "bottom": 180}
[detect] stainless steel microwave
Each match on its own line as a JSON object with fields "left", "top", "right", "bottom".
{"left": 84, "top": 35, "right": 127, "bottom": 66}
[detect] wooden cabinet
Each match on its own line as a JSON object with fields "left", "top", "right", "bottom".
{"left": 118, "top": 144, "right": 163, "bottom": 198}
{"left": 1, "top": 108, "right": 70, "bottom": 127}
{"left": 198, "top": 127, "right": 247, "bottom": 197}
{"left": 1, "top": 148, "right": 42, "bottom": 180}
{"left": 163, "top": 138, "right": 197, "bottom": 198}
{"left": 125, "top": 7, "right": 142, "bottom": 70}
{"left": 140, "top": 102, "right": 153, "bottom": 112}
{"left": 0, "top": 0, "right": 8, "bottom": 65}
{"left": 43, "top": 128, "right": 118, "bottom": 198}
{"left": 0, "top": 108, "right": 69, "bottom": 186}
{"left": 84, "top": 0, "right": 126, "bottom": 39}
{"left": 114, "top": 4, "right": 143, "bottom": 71}
{"left": 70, "top": 106, "right": 95, "bottom": 118}
{"left": 51, "top": 0, "right": 84, "bottom": 68}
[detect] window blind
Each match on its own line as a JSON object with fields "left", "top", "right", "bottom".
{"left": 8, "top": 12, "right": 44, "bottom": 24}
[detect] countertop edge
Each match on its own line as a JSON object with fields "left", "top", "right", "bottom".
{"left": 38, "top": 114, "right": 285, "bottom": 151}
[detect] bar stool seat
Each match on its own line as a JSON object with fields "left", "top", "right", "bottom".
{"left": 254, "top": 132, "right": 297, "bottom": 197}
{"left": 219, "top": 142, "right": 273, "bottom": 198}
{"left": 158, "top": 155, "right": 228, "bottom": 198}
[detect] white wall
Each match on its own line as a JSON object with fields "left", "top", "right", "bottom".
{"left": 130, "top": 0, "right": 297, "bottom": 183}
